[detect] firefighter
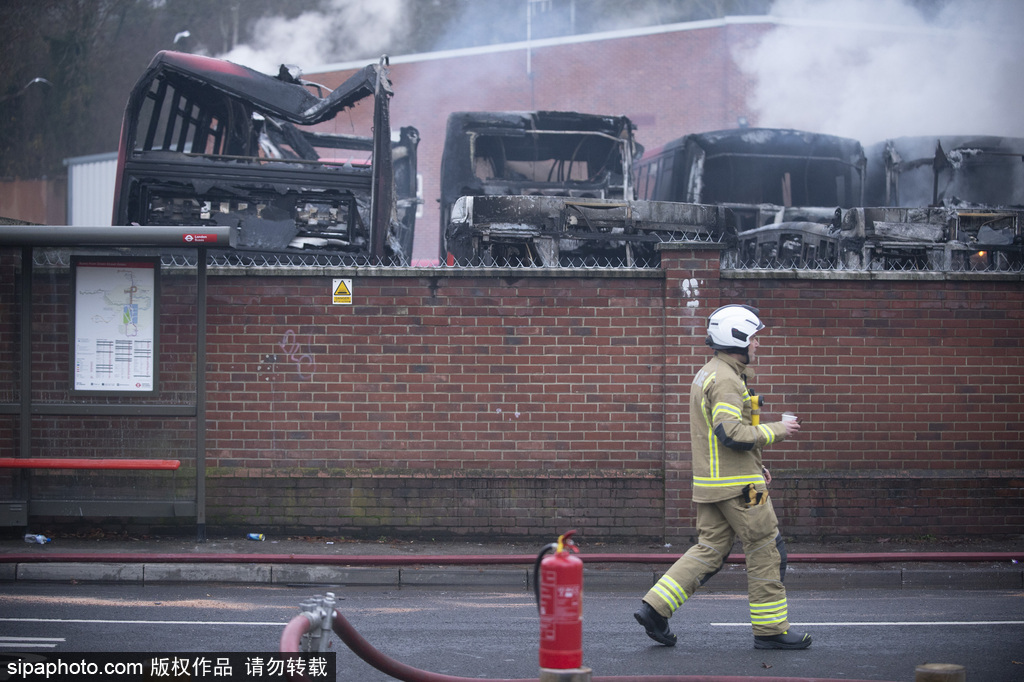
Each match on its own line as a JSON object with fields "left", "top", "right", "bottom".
{"left": 634, "top": 304, "right": 812, "bottom": 650}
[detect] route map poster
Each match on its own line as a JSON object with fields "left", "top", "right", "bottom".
{"left": 71, "top": 257, "right": 159, "bottom": 393}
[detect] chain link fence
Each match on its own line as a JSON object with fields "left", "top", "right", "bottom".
{"left": 30, "top": 239, "right": 1023, "bottom": 275}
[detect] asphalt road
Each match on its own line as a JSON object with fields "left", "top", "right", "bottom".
{"left": 1, "top": 582, "right": 1022, "bottom": 681}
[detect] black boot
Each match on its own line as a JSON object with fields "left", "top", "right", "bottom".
{"left": 634, "top": 602, "right": 676, "bottom": 646}
{"left": 754, "top": 630, "right": 812, "bottom": 650}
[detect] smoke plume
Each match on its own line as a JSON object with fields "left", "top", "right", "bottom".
{"left": 215, "top": 0, "right": 406, "bottom": 75}
{"left": 734, "top": 0, "right": 1024, "bottom": 143}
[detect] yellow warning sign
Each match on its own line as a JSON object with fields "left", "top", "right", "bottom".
{"left": 332, "top": 278, "right": 352, "bottom": 305}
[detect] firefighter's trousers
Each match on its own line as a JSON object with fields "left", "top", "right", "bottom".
{"left": 642, "top": 495, "right": 791, "bottom": 636}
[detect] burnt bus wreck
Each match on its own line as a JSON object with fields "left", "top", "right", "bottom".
{"left": 635, "top": 127, "right": 869, "bottom": 270}
{"left": 734, "top": 203, "right": 1023, "bottom": 273}
{"left": 635, "top": 127, "right": 868, "bottom": 231}
{"left": 866, "top": 135, "right": 1024, "bottom": 209}
{"left": 113, "top": 51, "right": 418, "bottom": 264}
{"left": 633, "top": 127, "right": 1022, "bottom": 272}
{"left": 731, "top": 135, "right": 1024, "bottom": 272}
{"left": 857, "top": 135, "right": 1024, "bottom": 272}
{"left": 634, "top": 127, "right": 863, "bottom": 270}
{"left": 438, "top": 111, "right": 725, "bottom": 266}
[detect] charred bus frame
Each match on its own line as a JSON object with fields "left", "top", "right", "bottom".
{"left": 439, "top": 111, "right": 643, "bottom": 265}
{"left": 113, "top": 51, "right": 418, "bottom": 264}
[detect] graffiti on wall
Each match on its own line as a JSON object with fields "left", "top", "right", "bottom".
{"left": 278, "top": 329, "right": 316, "bottom": 381}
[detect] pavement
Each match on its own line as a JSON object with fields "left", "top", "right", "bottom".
{"left": 1, "top": 530, "right": 1021, "bottom": 590}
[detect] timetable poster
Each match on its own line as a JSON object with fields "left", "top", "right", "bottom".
{"left": 72, "top": 257, "right": 159, "bottom": 393}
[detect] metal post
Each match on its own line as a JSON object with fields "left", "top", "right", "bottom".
{"left": 195, "top": 246, "right": 207, "bottom": 542}
{"left": 18, "top": 247, "right": 33, "bottom": 512}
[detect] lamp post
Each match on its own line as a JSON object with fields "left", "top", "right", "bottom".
{"left": 0, "top": 77, "right": 52, "bottom": 104}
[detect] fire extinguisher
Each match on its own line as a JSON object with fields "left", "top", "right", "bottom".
{"left": 533, "top": 529, "right": 583, "bottom": 670}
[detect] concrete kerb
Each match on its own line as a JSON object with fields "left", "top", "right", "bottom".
{"left": 2, "top": 560, "right": 1021, "bottom": 589}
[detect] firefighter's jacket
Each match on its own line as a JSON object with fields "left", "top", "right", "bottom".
{"left": 689, "top": 351, "right": 789, "bottom": 503}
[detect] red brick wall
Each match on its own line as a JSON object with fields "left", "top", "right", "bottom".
{"left": 780, "top": 474, "right": 1024, "bottom": 539}
{"left": 715, "top": 274, "right": 1024, "bottom": 472}
{"left": 206, "top": 474, "right": 666, "bottom": 541}
{"left": 200, "top": 270, "right": 672, "bottom": 539}
{"left": 4, "top": 245, "right": 1023, "bottom": 541}
{"left": 205, "top": 273, "right": 666, "bottom": 474}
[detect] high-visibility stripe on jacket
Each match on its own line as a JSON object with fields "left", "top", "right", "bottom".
{"left": 690, "top": 351, "right": 787, "bottom": 503}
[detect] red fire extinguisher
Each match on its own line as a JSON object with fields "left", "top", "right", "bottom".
{"left": 533, "top": 529, "right": 583, "bottom": 670}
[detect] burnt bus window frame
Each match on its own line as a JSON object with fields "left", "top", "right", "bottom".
{"left": 635, "top": 129, "right": 867, "bottom": 209}
{"left": 696, "top": 152, "right": 861, "bottom": 207}
{"left": 468, "top": 128, "right": 628, "bottom": 189}
{"left": 139, "top": 78, "right": 229, "bottom": 157}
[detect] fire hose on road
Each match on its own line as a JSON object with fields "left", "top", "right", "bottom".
{"left": 277, "top": 532, "right": 936, "bottom": 682}
{"left": 279, "top": 604, "right": 894, "bottom": 682}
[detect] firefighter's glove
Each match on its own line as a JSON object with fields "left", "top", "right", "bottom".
{"left": 742, "top": 484, "right": 767, "bottom": 508}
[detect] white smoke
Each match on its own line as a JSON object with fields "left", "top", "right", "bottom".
{"left": 215, "top": 0, "right": 406, "bottom": 75}
{"left": 734, "top": 0, "right": 1024, "bottom": 144}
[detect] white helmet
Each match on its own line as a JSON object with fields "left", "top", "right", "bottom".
{"left": 706, "top": 304, "right": 764, "bottom": 352}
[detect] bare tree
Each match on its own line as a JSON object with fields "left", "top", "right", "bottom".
{"left": 0, "top": 0, "right": 771, "bottom": 180}
{"left": 0, "top": 0, "right": 143, "bottom": 177}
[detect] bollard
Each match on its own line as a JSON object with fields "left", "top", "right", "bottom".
{"left": 914, "top": 663, "right": 966, "bottom": 682}
{"left": 539, "top": 666, "right": 591, "bottom": 682}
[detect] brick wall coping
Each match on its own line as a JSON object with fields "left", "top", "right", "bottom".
{"left": 205, "top": 468, "right": 1023, "bottom": 480}
{"left": 204, "top": 265, "right": 665, "bottom": 279}
{"left": 191, "top": 262, "right": 1022, "bottom": 284}
{"left": 206, "top": 468, "right": 664, "bottom": 479}
{"left": 657, "top": 242, "right": 726, "bottom": 252}
{"left": 186, "top": 264, "right": 1024, "bottom": 283}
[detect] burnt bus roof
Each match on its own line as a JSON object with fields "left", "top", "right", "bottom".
{"left": 442, "top": 110, "right": 636, "bottom": 161}
{"left": 129, "top": 50, "right": 385, "bottom": 125}
{"left": 444, "top": 110, "right": 635, "bottom": 136}
{"left": 649, "top": 127, "right": 865, "bottom": 160}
